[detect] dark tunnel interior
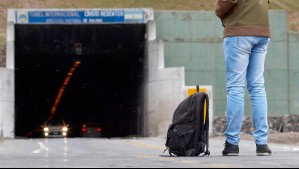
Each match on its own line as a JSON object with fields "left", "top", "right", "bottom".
{"left": 14, "top": 24, "right": 147, "bottom": 138}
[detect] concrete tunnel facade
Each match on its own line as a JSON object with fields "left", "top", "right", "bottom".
{"left": 0, "top": 8, "right": 213, "bottom": 138}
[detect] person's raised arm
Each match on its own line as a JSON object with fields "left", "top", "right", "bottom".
{"left": 214, "top": 0, "right": 237, "bottom": 19}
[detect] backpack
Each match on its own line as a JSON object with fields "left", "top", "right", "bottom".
{"left": 164, "top": 86, "right": 210, "bottom": 156}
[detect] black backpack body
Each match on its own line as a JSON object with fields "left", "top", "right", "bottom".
{"left": 164, "top": 88, "right": 210, "bottom": 156}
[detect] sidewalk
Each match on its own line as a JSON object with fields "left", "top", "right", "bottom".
{"left": 137, "top": 136, "right": 299, "bottom": 168}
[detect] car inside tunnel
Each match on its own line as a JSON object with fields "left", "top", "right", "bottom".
{"left": 14, "top": 24, "right": 147, "bottom": 138}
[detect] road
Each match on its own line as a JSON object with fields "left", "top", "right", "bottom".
{"left": 0, "top": 137, "right": 299, "bottom": 168}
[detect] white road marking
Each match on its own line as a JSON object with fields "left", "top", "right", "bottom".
{"left": 32, "top": 141, "right": 49, "bottom": 154}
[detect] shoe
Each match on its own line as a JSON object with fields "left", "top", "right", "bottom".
{"left": 256, "top": 144, "right": 272, "bottom": 156}
{"left": 222, "top": 141, "right": 239, "bottom": 156}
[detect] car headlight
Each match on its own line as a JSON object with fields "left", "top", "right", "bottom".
{"left": 62, "top": 127, "right": 68, "bottom": 132}
{"left": 43, "top": 127, "right": 49, "bottom": 132}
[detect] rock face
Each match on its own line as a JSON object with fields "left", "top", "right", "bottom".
{"left": 213, "top": 115, "right": 299, "bottom": 136}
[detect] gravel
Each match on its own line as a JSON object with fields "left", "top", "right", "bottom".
{"left": 212, "top": 132, "right": 299, "bottom": 145}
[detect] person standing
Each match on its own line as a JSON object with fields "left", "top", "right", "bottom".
{"left": 214, "top": 0, "right": 272, "bottom": 156}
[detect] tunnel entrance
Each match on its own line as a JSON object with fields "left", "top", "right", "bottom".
{"left": 14, "top": 24, "right": 147, "bottom": 138}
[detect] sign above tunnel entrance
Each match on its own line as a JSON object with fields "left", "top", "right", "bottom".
{"left": 15, "top": 9, "right": 150, "bottom": 24}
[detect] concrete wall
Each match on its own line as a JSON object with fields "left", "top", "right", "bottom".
{"left": 266, "top": 10, "right": 289, "bottom": 116}
{"left": 289, "top": 32, "right": 299, "bottom": 115}
{"left": 155, "top": 10, "right": 298, "bottom": 117}
{"left": 0, "top": 68, "right": 14, "bottom": 138}
{"left": 145, "top": 39, "right": 185, "bottom": 136}
{"left": 145, "top": 20, "right": 214, "bottom": 137}
{"left": 145, "top": 39, "right": 214, "bottom": 137}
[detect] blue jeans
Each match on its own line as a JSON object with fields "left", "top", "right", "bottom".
{"left": 223, "top": 36, "right": 270, "bottom": 145}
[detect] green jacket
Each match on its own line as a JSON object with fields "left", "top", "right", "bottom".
{"left": 214, "top": 0, "right": 271, "bottom": 37}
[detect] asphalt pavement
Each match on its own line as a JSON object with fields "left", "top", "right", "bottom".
{"left": 0, "top": 136, "right": 298, "bottom": 168}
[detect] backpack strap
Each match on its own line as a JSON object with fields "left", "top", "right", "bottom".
{"left": 203, "top": 93, "right": 210, "bottom": 156}
{"left": 165, "top": 124, "right": 174, "bottom": 146}
{"left": 194, "top": 91, "right": 210, "bottom": 156}
{"left": 164, "top": 124, "right": 174, "bottom": 154}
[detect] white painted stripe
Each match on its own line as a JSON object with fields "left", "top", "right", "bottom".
{"left": 32, "top": 141, "right": 49, "bottom": 154}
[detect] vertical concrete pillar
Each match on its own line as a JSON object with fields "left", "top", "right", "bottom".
{"left": 6, "top": 9, "right": 15, "bottom": 70}
{"left": 0, "top": 68, "right": 15, "bottom": 138}
{"left": 0, "top": 9, "right": 15, "bottom": 138}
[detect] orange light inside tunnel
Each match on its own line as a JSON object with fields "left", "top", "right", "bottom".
{"left": 74, "top": 61, "right": 81, "bottom": 68}
{"left": 47, "top": 60, "right": 81, "bottom": 122}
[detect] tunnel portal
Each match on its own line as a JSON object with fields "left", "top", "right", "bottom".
{"left": 14, "top": 10, "right": 148, "bottom": 138}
